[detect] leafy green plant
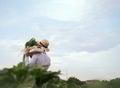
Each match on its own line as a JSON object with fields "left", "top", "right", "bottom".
{"left": 30, "top": 68, "right": 60, "bottom": 87}
{"left": 0, "top": 62, "right": 61, "bottom": 88}
{"left": 7, "top": 62, "right": 29, "bottom": 83}
{"left": 25, "top": 38, "right": 37, "bottom": 48}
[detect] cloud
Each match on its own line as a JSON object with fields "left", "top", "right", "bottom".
{"left": 1, "top": 0, "right": 120, "bottom": 25}
{"left": 29, "top": 0, "right": 120, "bottom": 54}
{"left": 0, "top": 39, "right": 26, "bottom": 69}
{"left": 0, "top": 0, "right": 120, "bottom": 80}
{"left": 33, "top": 24, "right": 120, "bottom": 54}
{"left": 41, "top": 0, "right": 85, "bottom": 21}
{"left": 64, "top": 44, "right": 120, "bottom": 70}
{"left": 50, "top": 44, "right": 120, "bottom": 80}
{"left": 31, "top": 0, "right": 120, "bottom": 21}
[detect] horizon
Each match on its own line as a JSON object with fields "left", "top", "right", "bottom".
{"left": 0, "top": 0, "right": 120, "bottom": 81}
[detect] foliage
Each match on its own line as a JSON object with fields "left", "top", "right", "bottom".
{"left": 0, "top": 72, "right": 17, "bottom": 88}
{"left": 47, "top": 76, "right": 60, "bottom": 88}
{"left": 81, "top": 78, "right": 120, "bottom": 88}
{"left": 81, "top": 80, "right": 108, "bottom": 88}
{"left": 30, "top": 68, "right": 60, "bottom": 87}
{"left": 108, "top": 78, "right": 120, "bottom": 88}
{"left": 0, "top": 63, "right": 120, "bottom": 88}
{"left": 25, "top": 38, "right": 37, "bottom": 48}
{"left": 66, "top": 77, "right": 85, "bottom": 88}
{"left": 7, "top": 62, "right": 29, "bottom": 83}
{"left": 0, "top": 62, "right": 60, "bottom": 88}
{"left": 67, "top": 77, "right": 85, "bottom": 86}
{"left": 58, "top": 80, "right": 68, "bottom": 88}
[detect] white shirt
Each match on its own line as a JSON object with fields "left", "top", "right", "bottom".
{"left": 29, "top": 52, "right": 51, "bottom": 66}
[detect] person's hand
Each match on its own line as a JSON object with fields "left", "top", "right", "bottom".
{"left": 25, "top": 47, "right": 31, "bottom": 56}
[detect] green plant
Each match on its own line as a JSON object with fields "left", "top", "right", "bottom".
{"left": 25, "top": 38, "right": 37, "bottom": 48}
{"left": 30, "top": 68, "right": 60, "bottom": 87}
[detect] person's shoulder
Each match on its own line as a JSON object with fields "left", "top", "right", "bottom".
{"left": 43, "top": 52, "right": 50, "bottom": 58}
{"left": 30, "top": 47, "right": 44, "bottom": 53}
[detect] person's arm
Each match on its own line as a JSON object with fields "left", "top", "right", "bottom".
{"left": 29, "top": 54, "right": 38, "bottom": 66}
{"left": 24, "top": 47, "right": 32, "bottom": 56}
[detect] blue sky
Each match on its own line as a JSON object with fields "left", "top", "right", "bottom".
{"left": 0, "top": 0, "right": 120, "bottom": 80}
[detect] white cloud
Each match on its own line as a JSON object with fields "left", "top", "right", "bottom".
{"left": 49, "top": 44, "right": 120, "bottom": 80}
{"left": 0, "top": 0, "right": 120, "bottom": 80}
{"left": 29, "top": 0, "right": 120, "bottom": 54}
{"left": 33, "top": 24, "right": 120, "bottom": 54}
{"left": 43, "top": 0, "right": 86, "bottom": 21}
{"left": 0, "top": 39, "right": 25, "bottom": 69}
{"left": 32, "top": 0, "right": 120, "bottom": 21}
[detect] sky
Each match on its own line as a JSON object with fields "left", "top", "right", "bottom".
{"left": 0, "top": 0, "right": 120, "bottom": 81}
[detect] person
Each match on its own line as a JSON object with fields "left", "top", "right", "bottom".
{"left": 29, "top": 39, "right": 51, "bottom": 88}
{"left": 29, "top": 39, "right": 51, "bottom": 70}
{"left": 23, "top": 38, "right": 38, "bottom": 65}
{"left": 25, "top": 39, "right": 51, "bottom": 88}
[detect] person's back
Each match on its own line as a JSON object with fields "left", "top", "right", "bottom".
{"left": 29, "top": 52, "right": 51, "bottom": 70}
